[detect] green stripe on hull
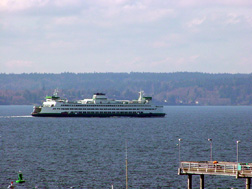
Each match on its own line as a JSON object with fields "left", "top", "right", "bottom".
{"left": 31, "top": 112, "right": 165, "bottom": 117}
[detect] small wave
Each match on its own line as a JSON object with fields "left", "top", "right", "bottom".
{"left": 13, "top": 115, "right": 32, "bottom": 117}
{"left": 0, "top": 115, "right": 32, "bottom": 118}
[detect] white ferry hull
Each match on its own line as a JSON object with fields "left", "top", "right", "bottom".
{"left": 31, "top": 112, "right": 165, "bottom": 117}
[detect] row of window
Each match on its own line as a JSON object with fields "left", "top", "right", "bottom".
{"left": 53, "top": 108, "right": 156, "bottom": 111}
{"left": 67, "top": 111, "right": 144, "bottom": 114}
{"left": 61, "top": 104, "right": 151, "bottom": 107}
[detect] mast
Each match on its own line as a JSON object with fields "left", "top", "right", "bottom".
{"left": 125, "top": 140, "right": 128, "bottom": 189}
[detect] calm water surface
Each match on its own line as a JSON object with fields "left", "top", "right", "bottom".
{"left": 0, "top": 106, "right": 252, "bottom": 188}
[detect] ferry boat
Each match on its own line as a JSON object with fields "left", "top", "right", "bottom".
{"left": 31, "top": 90, "right": 165, "bottom": 117}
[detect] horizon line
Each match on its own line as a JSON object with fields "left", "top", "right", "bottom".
{"left": 0, "top": 71, "right": 251, "bottom": 75}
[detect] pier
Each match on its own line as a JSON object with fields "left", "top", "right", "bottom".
{"left": 178, "top": 161, "right": 252, "bottom": 189}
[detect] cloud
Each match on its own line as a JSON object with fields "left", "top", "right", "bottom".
{"left": 187, "top": 17, "right": 206, "bottom": 28}
{"left": 1, "top": 0, "right": 252, "bottom": 13}
{"left": 150, "top": 55, "right": 200, "bottom": 69}
{"left": 177, "top": 0, "right": 252, "bottom": 7}
{"left": 152, "top": 34, "right": 185, "bottom": 48}
{"left": 239, "top": 57, "right": 252, "bottom": 67}
{"left": 189, "top": 55, "right": 200, "bottom": 62}
{"left": 53, "top": 0, "right": 81, "bottom": 7}
{"left": 53, "top": 16, "right": 79, "bottom": 25}
{"left": 1, "top": 0, "right": 174, "bottom": 24}
{"left": 4, "top": 60, "right": 33, "bottom": 69}
{"left": 77, "top": 1, "right": 175, "bottom": 26}
{"left": 0, "top": 0, "right": 49, "bottom": 11}
{"left": 226, "top": 13, "right": 240, "bottom": 24}
{"left": 1, "top": 0, "right": 252, "bottom": 74}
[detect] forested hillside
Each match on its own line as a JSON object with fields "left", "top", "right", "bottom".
{"left": 0, "top": 72, "right": 252, "bottom": 105}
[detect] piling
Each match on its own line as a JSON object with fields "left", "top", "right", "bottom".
{"left": 246, "top": 178, "right": 251, "bottom": 189}
{"left": 187, "top": 175, "right": 192, "bottom": 189}
{"left": 200, "top": 174, "right": 204, "bottom": 189}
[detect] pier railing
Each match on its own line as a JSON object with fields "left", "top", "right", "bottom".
{"left": 179, "top": 161, "right": 252, "bottom": 178}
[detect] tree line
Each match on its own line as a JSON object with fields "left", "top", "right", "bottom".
{"left": 0, "top": 72, "right": 252, "bottom": 105}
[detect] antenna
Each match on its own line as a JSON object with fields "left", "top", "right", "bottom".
{"left": 125, "top": 140, "right": 128, "bottom": 189}
{"left": 53, "top": 88, "right": 59, "bottom": 96}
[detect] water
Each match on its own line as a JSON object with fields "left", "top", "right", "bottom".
{"left": 0, "top": 106, "right": 252, "bottom": 188}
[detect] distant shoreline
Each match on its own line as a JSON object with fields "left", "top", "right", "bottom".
{"left": 0, "top": 72, "right": 252, "bottom": 105}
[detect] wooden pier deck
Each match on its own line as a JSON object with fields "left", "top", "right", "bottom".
{"left": 178, "top": 161, "right": 252, "bottom": 189}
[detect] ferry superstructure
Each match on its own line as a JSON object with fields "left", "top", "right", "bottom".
{"left": 31, "top": 90, "right": 165, "bottom": 117}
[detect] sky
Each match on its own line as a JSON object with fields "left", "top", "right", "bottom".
{"left": 0, "top": 0, "right": 252, "bottom": 74}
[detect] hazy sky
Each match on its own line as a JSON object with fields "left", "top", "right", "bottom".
{"left": 1, "top": 0, "right": 252, "bottom": 73}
